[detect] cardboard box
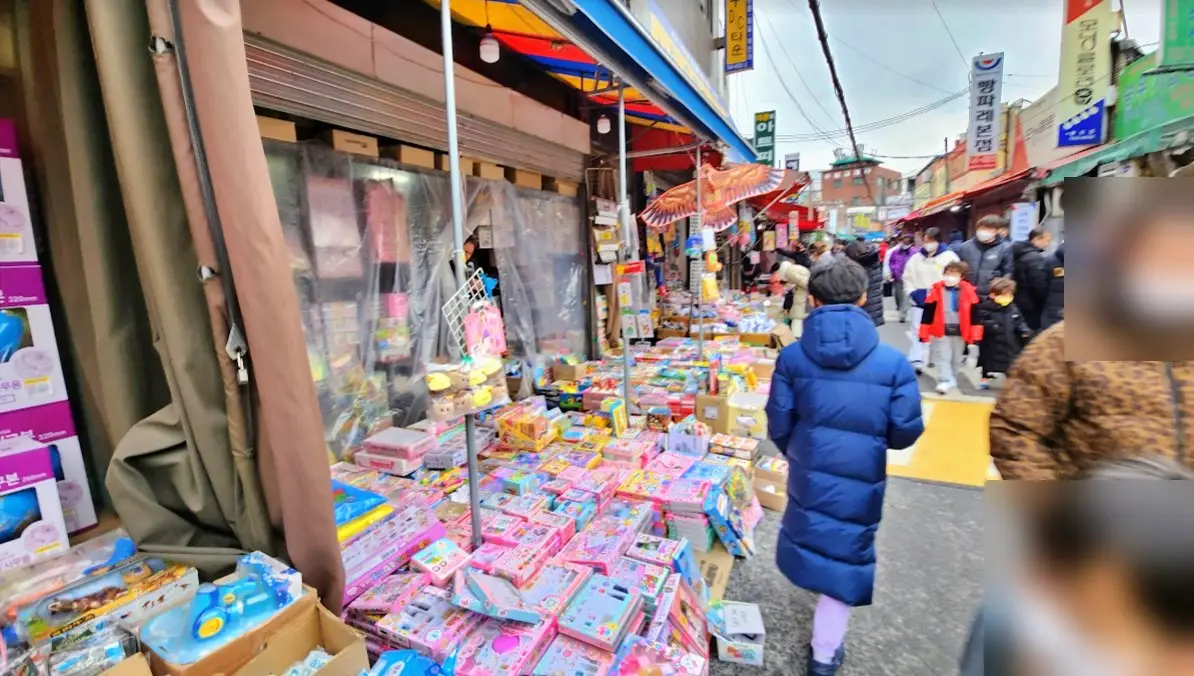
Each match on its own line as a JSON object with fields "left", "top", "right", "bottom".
{"left": 709, "top": 601, "right": 766, "bottom": 666}
{"left": 255, "top": 116, "right": 297, "bottom": 143}
{"left": 696, "top": 543, "right": 734, "bottom": 602}
{"left": 739, "top": 333, "right": 772, "bottom": 348}
{"left": 505, "top": 167, "right": 542, "bottom": 189}
{"left": 437, "top": 154, "right": 476, "bottom": 174}
{"left": 237, "top": 602, "right": 369, "bottom": 676}
{"left": 476, "top": 160, "right": 505, "bottom": 181}
{"left": 553, "top": 361, "right": 588, "bottom": 382}
{"left": 771, "top": 325, "right": 796, "bottom": 348}
{"left": 0, "top": 442, "right": 68, "bottom": 570}
{"left": 754, "top": 478, "right": 787, "bottom": 512}
{"left": 750, "top": 359, "right": 775, "bottom": 380}
{"left": 320, "top": 129, "right": 379, "bottom": 157}
{"left": 544, "top": 177, "right": 580, "bottom": 197}
{"left": 147, "top": 589, "right": 318, "bottom": 676}
{"left": 695, "top": 394, "right": 730, "bottom": 435}
{"left": 0, "top": 265, "right": 71, "bottom": 413}
{"left": 102, "top": 654, "right": 153, "bottom": 676}
{"left": 389, "top": 144, "right": 436, "bottom": 169}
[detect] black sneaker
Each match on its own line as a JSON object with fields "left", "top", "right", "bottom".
{"left": 807, "top": 645, "right": 846, "bottom": 676}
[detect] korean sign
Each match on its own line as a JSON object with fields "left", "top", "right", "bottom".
{"left": 753, "top": 111, "right": 776, "bottom": 167}
{"left": 1156, "top": 0, "right": 1194, "bottom": 73}
{"left": 725, "top": 0, "right": 755, "bottom": 73}
{"left": 783, "top": 152, "right": 800, "bottom": 171}
{"left": 1057, "top": 0, "right": 1110, "bottom": 146}
{"left": 967, "top": 53, "right": 1004, "bottom": 171}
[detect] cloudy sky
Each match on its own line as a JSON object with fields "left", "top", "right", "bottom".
{"left": 728, "top": 0, "right": 1162, "bottom": 177}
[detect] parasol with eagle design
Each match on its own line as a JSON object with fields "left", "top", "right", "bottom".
{"left": 638, "top": 163, "right": 785, "bottom": 231}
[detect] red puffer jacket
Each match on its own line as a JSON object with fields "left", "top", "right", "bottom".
{"left": 918, "top": 280, "right": 984, "bottom": 344}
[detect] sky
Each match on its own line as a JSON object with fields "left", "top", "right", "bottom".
{"left": 728, "top": 0, "right": 1163, "bottom": 177}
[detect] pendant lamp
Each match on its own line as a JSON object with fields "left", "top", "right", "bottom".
{"left": 480, "top": 26, "right": 500, "bottom": 63}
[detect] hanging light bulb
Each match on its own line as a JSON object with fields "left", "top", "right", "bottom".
{"left": 480, "top": 26, "right": 500, "bottom": 64}
{"left": 597, "top": 115, "right": 611, "bottom": 135}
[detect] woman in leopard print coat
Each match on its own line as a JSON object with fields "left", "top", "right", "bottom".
{"left": 990, "top": 323, "right": 1193, "bottom": 479}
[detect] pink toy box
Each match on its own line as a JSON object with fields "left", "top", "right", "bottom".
{"left": 352, "top": 449, "right": 422, "bottom": 476}
{"left": 555, "top": 517, "right": 636, "bottom": 575}
{"left": 616, "top": 470, "right": 668, "bottom": 504}
{"left": 612, "top": 636, "right": 708, "bottom": 675}
{"left": 0, "top": 442, "right": 67, "bottom": 571}
{"left": 493, "top": 544, "right": 553, "bottom": 586}
{"left": 610, "top": 556, "right": 670, "bottom": 614}
{"left": 533, "top": 634, "right": 616, "bottom": 676}
{"left": 511, "top": 521, "right": 563, "bottom": 554}
{"left": 469, "top": 541, "right": 514, "bottom": 574}
{"left": 411, "top": 538, "right": 471, "bottom": 587}
{"left": 646, "top": 452, "right": 698, "bottom": 479}
{"left": 454, "top": 616, "right": 557, "bottom": 676}
{"left": 518, "top": 563, "right": 591, "bottom": 617}
{"left": 377, "top": 585, "right": 483, "bottom": 662}
{"left": 0, "top": 401, "right": 96, "bottom": 534}
{"left": 363, "top": 426, "right": 437, "bottom": 460}
{"left": 559, "top": 574, "right": 644, "bottom": 652}
{"left": 342, "top": 504, "right": 446, "bottom": 605}
{"left": 344, "top": 571, "right": 428, "bottom": 639}
{"left": 481, "top": 512, "right": 525, "bottom": 546}
{"left": 650, "top": 573, "right": 708, "bottom": 658}
{"left": 0, "top": 266, "right": 70, "bottom": 415}
{"left": 532, "top": 510, "right": 576, "bottom": 545}
{"left": 539, "top": 478, "right": 572, "bottom": 497}
{"left": 500, "top": 493, "right": 550, "bottom": 521}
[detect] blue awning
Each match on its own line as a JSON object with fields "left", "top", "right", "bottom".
{"left": 518, "top": 0, "right": 757, "bottom": 163}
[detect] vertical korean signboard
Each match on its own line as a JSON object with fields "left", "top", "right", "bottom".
{"left": 967, "top": 53, "right": 1004, "bottom": 171}
{"left": 1057, "top": 0, "right": 1111, "bottom": 147}
{"left": 725, "top": 0, "right": 755, "bottom": 73}
{"left": 754, "top": 111, "right": 776, "bottom": 167}
{"left": 1156, "top": 0, "right": 1194, "bottom": 72}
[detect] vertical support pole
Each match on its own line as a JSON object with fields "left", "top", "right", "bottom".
{"left": 441, "top": 0, "right": 483, "bottom": 549}
{"left": 695, "top": 145, "right": 704, "bottom": 358}
{"left": 617, "top": 85, "right": 633, "bottom": 409}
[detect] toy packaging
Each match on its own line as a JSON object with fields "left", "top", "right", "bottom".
{"left": 682, "top": 460, "right": 731, "bottom": 486}
{"left": 646, "top": 452, "right": 698, "bottom": 479}
{"left": 662, "top": 479, "right": 711, "bottom": 515}
{"left": 603, "top": 498, "right": 657, "bottom": 535}
{"left": 615, "top": 470, "right": 668, "bottom": 505}
{"left": 706, "top": 600, "right": 766, "bottom": 667}
{"left": 611, "top": 636, "right": 708, "bottom": 675}
{"left": 411, "top": 538, "right": 471, "bottom": 587}
{"left": 425, "top": 358, "right": 510, "bottom": 422}
{"left": 518, "top": 563, "right": 591, "bottom": 617}
{"left": 47, "top": 623, "right": 140, "bottom": 676}
{"left": 140, "top": 552, "right": 302, "bottom": 665}
{"left": 0, "top": 125, "right": 37, "bottom": 264}
{"left": 539, "top": 478, "right": 572, "bottom": 497}
{"left": 368, "top": 649, "right": 450, "bottom": 676}
{"left": 331, "top": 480, "right": 387, "bottom": 526}
{"left": 0, "top": 443, "right": 68, "bottom": 571}
{"left": 377, "top": 585, "right": 483, "bottom": 662}
{"left": 551, "top": 497, "right": 597, "bottom": 533}
{"left": 480, "top": 512, "right": 525, "bottom": 547}
{"left": 709, "top": 433, "right": 759, "bottom": 461}
{"left": 533, "top": 633, "right": 616, "bottom": 676}
{"left": 424, "top": 448, "right": 467, "bottom": 470}
{"left": 702, "top": 486, "right": 755, "bottom": 559}
{"left": 559, "top": 575, "right": 644, "bottom": 652}
{"left": 0, "top": 402, "right": 96, "bottom": 534}
{"left": 650, "top": 574, "right": 708, "bottom": 657}
{"left": 462, "top": 570, "right": 542, "bottom": 624}
{"left": 492, "top": 544, "right": 552, "bottom": 587}
{"left": 666, "top": 417, "right": 711, "bottom": 458}
{"left": 0, "top": 266, "right": 71, "bottom": 414}
{"left": 610, "top": 557, "right": 670, "bottom": 615}
{"left": 338, "top": 504, "right": 394, "bottom": 542}
{"left": 345, "top": 572, "right": 429, "bottom": 631}
{"left": 454, "top": 617, "right": 556, "bottom": 676}
{"left": 343, "top": 504, "right": 447, "bottom": 605}
{"left": 500, "top": 493, "right": 549, "bottom": 521}
{"left": 556, "top": 516, "right": 637, "bottom": 576}
{"left": 18, "top": 557, "right": 198, "bottom": 643}
{"left": 626, "top": 534, "right": 685, "bottom": 571}
{"left": 363, "top": 427, "right": 437, "bottom": 460}
{"left": 352, "top": 451, "right": 422, "bottom": 477}
{"left": 468, "top": 542, "right": 514, "bottom": 574}
{"left": 510, "top": 521, "right": 562, "bottom": 554}
{"left": 531, "top": 510, "right": 576, "bottom": 545}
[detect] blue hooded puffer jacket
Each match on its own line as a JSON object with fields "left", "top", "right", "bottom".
{"left": 765, "top": 305, "right": 924, "bottom": 606}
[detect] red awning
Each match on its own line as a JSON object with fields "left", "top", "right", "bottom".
{"left": 630, "top": 128, "right": 723, "bottom": 173}
{"left": 963, "top": 168, "right": 1039, "bottom": 200}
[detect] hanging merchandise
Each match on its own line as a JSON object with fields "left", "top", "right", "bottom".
{"left": 683, "top": 236, "right": 703, "bottom": 259}
{"left": 762, "top": 231, "right": 776, "bottom": 251}
{"left": 639, "top": 164, "right": 785, "bottom": 231}
{"left": 464, "top": 300, "right": 507, "bottom": 358}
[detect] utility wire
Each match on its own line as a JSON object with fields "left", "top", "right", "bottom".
{"left": 930, "top": 0, "right": 970, "bottom": 71}
{"left": 771, "top": 88, "right": 967, "bottom": 141}
{"left": 759, "top": 10, "right": 841, "bottom": 130}
{"left": 805, "top": 0, "right": 873, "bottom": 204}
{"left": 829, "top": 35, "right": 957, "bottom": 95}
{"left": 757, "top": 12, "right": 844, "bottom": 149}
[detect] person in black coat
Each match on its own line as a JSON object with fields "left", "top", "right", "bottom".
{"left": 845, "top": 241, "right": 885, "bottom": 326}
{"left": 1040, "top": 243, "right": 1064, "bottom": 330}
{"left": 976, "top": 277, "right": 1034, "bottom": 389}
{"left": 1010, "top": 227, "right": 1052, "bottom": 330}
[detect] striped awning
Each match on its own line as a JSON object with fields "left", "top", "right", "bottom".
{"left": 427, "top": 0, "right": 689, "bottom": 133}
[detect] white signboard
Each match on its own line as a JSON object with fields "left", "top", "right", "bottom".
{"left": 1010, "top": 202, "right": 1037, "bottom": 242}
{"left": 783, "top": 153, "right": 800, "bottom": 171}
{"left": 967, "top": 53, "right": 1005, "bottom": 171}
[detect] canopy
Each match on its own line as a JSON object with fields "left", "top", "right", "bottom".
{"left": 963, "top": 168, "right": 1038, "bottom": 202}
{"left": 1041, "top": 113, "right": 1194, "bottom": 186}
{"left": 432, "top": 0, "right": 756, "bottom": 162}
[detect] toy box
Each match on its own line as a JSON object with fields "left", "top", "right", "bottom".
{"left": 493, "top": 544, "right": 552, "bottom": 587}
{"left": 454, "top": 617, "right": 556, "bottom": 676}
{"left": 754, "top": 455, "right": 789, "bottom": 485}
{"left": 555, "top": 517, "right": 636, "bottom": 575}
{"left": 423, "top": 448, "right": 466, "bottom": 470}
{"left": 0, "top": 402, "right": 96, "bottom": 534}
{"left": 556, "top": 466, "right": 589, "bottom": 483}
{"left": 510, "top": 521, "right": 562, "bottom": 554}
{"left": 343, "top": 505, "right": 446, "bottom": 605}
{"left": 469, "top": 542, "right": 513, "bottom": 574}
{"left": 559, "top": 575, "right": 643, "bottom": 652}
{"left": 463, "top": 570, "right": 543, "bottom": 624}
{"left": 518, "top": 563, "right": 591, "bottom": 617}
{"left": 646, "top": 452, "right": 698, "bottom": 479}
{"left": 500, "top": 493, "right": 549, "bottom": 521}
{"left": 707, "top": 600, "right": 766, "bottom": 667}
{"left": 363, "top": 427, "right": 436, "bottom": 460}
{"left": 551, "top": 498, "right": 596, "bottom": 533}
{"left": 609, "top": 557, "right": 670, "bottom": 614}
{"left": 0, "top": 443, "right": 68, "bottom": 571}
{"left": 651, "top": 574, "right": 707, "bottom": 657}
{"left": 666, "top": 417, "right": 710, "bottom": 458}
{"left": 140, "top": 553, "right": 303, "bottom": 665}
{"left": 502, "top": 469, "right": 540, "bottom": 496}
{"left": 0, "top": 266, "right": 70, "bottom": 415}
{"left": 344, "top": 572, "right": 428, "bottom": 629}
{"left": 481, "top": 492, "right": 516, "bottom": 511}
{"left": 708, "top": 433, "right": 759, "bottom": 461}
{"left": 0, "top": 125, "right": 37, "bottom": 264}
{"left": 531, "top": 510, "right": 576, "bottom": 545}
{"left": 539, "top": 478, "right": 572, "bottom": 497}
{"left": 337, "top": 504, "right": 394, "bottom": 543}
{"left": 480, "top": 512, "right": 525, "bottom": 547}
{"left": 352, "top": 451, "right": 422, "bottom": 477}
{"left": 682, "top": 460, "right": 731, "bottom": 486}
{"left": 377, "top": 586, "right": 482, "bottom": 662}
{"left": 331, "top": 481, "right": 387, "bottom": 527}
{"left": 702, "top": 486, "right": 755, "bottom": 559}
{"left": 602, "top": 498, "right": 656, "bottom": 534}
{"left": 19, "top": 558, "right": 199, "bottom": 643}
{"left": 662, "top": 479, "right": 711, "bottom": 515}
{"left": 627, "top": 534, "right": 686, "bottom": 571}
{"left": 615, "top": 470, "right": 668, "bottom": 505}
{"left": 411, "top": 538, "right": 471, "bottom": 587}
{"left": 533, "top": 634, "right": 615, "bottom": 676}
{"left": 612, "top": 636, "right": 707, "bottom": 675}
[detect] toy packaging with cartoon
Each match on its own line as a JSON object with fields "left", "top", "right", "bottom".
{"left": 0, "top": 443, "right": 68, "bottom": 572}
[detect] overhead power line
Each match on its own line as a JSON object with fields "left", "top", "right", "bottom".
{"left": 772, "top": 87, "right": 967, "bottom": 141}
{"left": 805, "top": 0, "right": 873, "bottom": 203}
{"left": 757, "top": 11, "right": 844, "bottom": 149}
{"left": 828, "top": 35, "right": 957, "bottom": 95}
{"left": 930, "top": 0, "right": 970, "bottom": 71}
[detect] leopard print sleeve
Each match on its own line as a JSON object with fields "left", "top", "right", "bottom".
{"left": 990, "top": 324, "right": 1073, "bottom": 480}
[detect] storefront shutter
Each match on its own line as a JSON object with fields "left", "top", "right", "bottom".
{"left": 243, "top": 35, "right": 585, "bottom": 182}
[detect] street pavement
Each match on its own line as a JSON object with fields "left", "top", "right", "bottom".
{"left": 711, "top": 299, "right": 988, "bottom": 674}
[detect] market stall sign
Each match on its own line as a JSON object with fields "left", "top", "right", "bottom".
{"left": 753, "top": 111, "right": 776, "bottom": 167}
{"left": 1155, "top": 0, "right": 1194, "bottom": 73}
{"left": 1116, "top": 52, "right": 1194, "bottom": 139}
{"left": 617, "top": 261, "right": 646, "bottom": 275}
{"left": 967, "top": 53, "right": 1004, "bottom": 171}
{"left": 1057, "top": 0, "right": 1111, "bottom": 147}
{"left": 725, "top": 0, "right": 755, "bottom": 74}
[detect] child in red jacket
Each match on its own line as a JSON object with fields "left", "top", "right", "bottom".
{"left": 919, "top": 261, "right": 983, "bottom": 394}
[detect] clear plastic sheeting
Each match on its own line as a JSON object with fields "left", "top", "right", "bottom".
{"left": 263, "top": 141, "right": 586, "bottom": 458}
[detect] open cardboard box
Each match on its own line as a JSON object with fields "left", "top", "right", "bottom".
{"left": 696, "top": 542, "right": 735, "bottom": 602}
{"left": 754, "top": 477, "right": 787, "bottom": 512}
{"left": 103, "top": 654, "right": 154, "bottom": 676}
{"left": 237, "top": 602, "right": 368, "bottom": 676}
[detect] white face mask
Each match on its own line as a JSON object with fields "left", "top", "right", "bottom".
{"left": 943, "top": 275, "right": 961, "bottom": 287}
{"left": 923, "top": 242, "right": 939, "bottom": 253}
{"left": 977, "top": 230, "right": 996, "bottom": 243}
{"left": 1125, "top": 277, "right": 1194, "bottom": 323}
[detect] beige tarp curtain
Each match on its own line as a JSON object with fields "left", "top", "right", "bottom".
{"left": 19, "top": 0, "right": 342, "bottom": 608}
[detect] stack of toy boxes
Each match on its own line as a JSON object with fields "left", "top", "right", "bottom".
{"left": 0, "top": 119, "right": 96, "bottom": 538}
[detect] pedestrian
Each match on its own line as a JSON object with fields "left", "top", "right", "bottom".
{"left": 884, "top": 235, "right": 915, "bottom": 322}
{"left": 975, "top": 277, "right": 1033, "bottom": 390}
{"left": 845, "top": 241, "right": 885, "bottom": 326}
{"left": 1010, "top": 227, "right": 1052, "bottom": 330}
{"left": 775, "top": 258, "right": 812, "bottom": 338}
{"left": 808, "top": 241, "right": 832, "bottom": 271}
{"left": 989, "top": 321, "right": 1194, "bottom": 479}
{"left": 948, "top": 228, "right": 965, "bottom": 252}
{"left": 918, "top": 260, "right": 982, "bottom": 394}
{"left": 1039, "top": 242, "right": 1064, "bottom": 330}
{"left": 956, "top": 215, "right": 1015, "bottom": 296}
{"left": 902, "top": 227, "right": 960, "bottom": 372}
{"left": 765, "top": 259, "right": 924, "bottom": 676}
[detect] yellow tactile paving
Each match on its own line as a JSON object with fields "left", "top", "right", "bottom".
{"left": 887, "top": 398, "right": 998, "bottom": 488}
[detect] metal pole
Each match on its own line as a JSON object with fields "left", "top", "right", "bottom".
{"left": 617, "top": 85, "right": 632, "bottom": 410}
{"left": 944, "top": 137, "right": 951, "bottom": 194}
{"left": 695, "top": 145, "right": 704, "bottom": 358}
{"left": 440, "top": 0, "right": 483, "bottom": 549}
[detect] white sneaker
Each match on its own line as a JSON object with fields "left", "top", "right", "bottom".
{"left": 935, "top": 381, "right": 954, "bottom": 395}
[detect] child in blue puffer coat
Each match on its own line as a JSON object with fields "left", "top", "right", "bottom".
{"left": 765, "top": 259, "right": 925, "bottom": 675}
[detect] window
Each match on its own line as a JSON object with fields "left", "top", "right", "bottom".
{"left": 853, "top": 177, "right": 863, "bottom": 185}
{"left": 851, "top": 197, "right": 861, "bottom": 206}
{"left": 833, "top": 179, "right": 843, "bottom": 188}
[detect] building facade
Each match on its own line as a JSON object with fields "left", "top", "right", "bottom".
{"left": 820, "top": 155, "right": 903, "bottom": 207}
